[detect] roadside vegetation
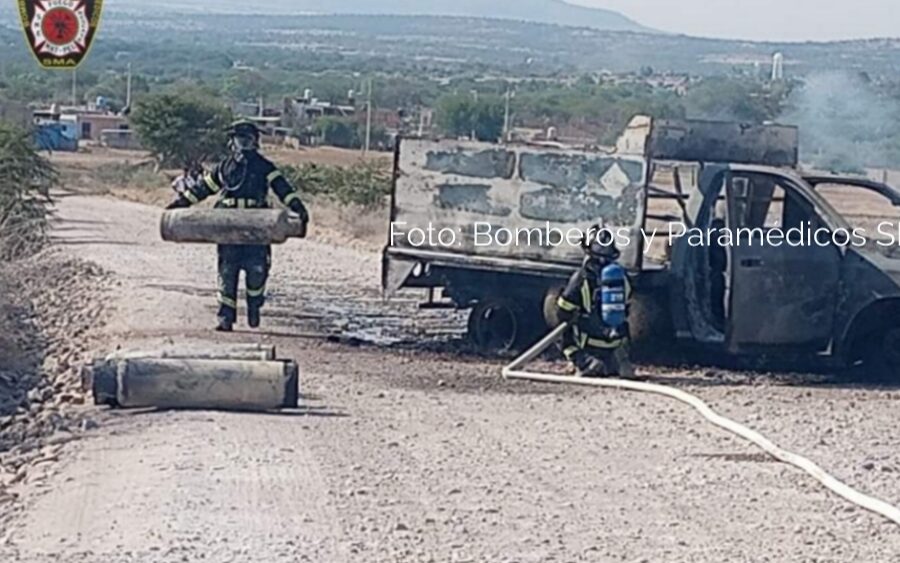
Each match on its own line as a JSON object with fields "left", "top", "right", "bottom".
{"left": 0, "top": 123, "right": 56, "bottom": 261}
{"left": 130, "top": 92, "right": 233, "bottom": 170}
{"left": 284, "top": 161, "right": 391, "bottom": 209}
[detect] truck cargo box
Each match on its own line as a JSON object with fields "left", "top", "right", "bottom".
{"left": 386, "top": 139, "right": 649, "bottom": 293}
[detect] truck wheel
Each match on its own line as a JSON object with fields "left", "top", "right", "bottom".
{"left": 542, "top": 286, "right": 565, "bottom": 329}
{"left": 860, "top": 327, "right": 900, "bottom": 383}
{"left": 468, "top": 300, "right": 521, "bottom": 354}
{"left": 468, "top": 297, "right": 547, "bottom": 355}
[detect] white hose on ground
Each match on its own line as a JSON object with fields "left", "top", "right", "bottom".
{"left": 502, "top": 323, "right": 900, "bottom": 527}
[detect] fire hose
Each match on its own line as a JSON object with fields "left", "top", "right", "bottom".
{"left": 502, "top": 323, "right": 900, "bottom": 527}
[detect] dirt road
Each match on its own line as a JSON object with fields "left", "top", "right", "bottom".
{"left": 1, "top": 192, "right": 899, "bottom": 562}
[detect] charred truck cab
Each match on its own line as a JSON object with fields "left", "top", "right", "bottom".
{"left": 383, "top": 116, "right": 900, "bottom": 380}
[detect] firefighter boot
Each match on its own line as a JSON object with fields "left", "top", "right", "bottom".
{"left": 248, "top": 305, "right": 261, "bottom": 329}
{"left": 572, "top": 351, "right": 606, "bottom": 378}
{"left": 607, "top": 346, "right": 635, "bottom": 379}
{"left": 216, "top": 316, "right": 234, "bottom": 332}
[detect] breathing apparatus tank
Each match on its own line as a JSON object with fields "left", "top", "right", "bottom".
{"left": 599, "top": 263, "right": 627, "bottom": 330}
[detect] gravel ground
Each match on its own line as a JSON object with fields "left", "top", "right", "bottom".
{"left": 0, "top": 192, "right": 898, "bottom": 562}
{"left": 0, "top": 251, "right": 111, "bottom": 532}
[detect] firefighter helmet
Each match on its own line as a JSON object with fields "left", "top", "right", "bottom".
{"left": 582, "top": 223, "right": 621, "bottom": 262}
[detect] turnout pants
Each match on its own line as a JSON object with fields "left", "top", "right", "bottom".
{"left": 562, "top": 325, "right": 631, "bottom": 377}
{"left": 217, "top": 244, "right": 271, "bottom": 323}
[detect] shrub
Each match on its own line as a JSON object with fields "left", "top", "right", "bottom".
{"left": 284, "top": 161, "right": 391, "bottom": 209}
{"left": 0, "top": 123, "right": 56, "bottom": 260}
{"left": 315, "top": 116, "right": 361, "bottom": 149}
{"left": 130, "top": 92, "right": 232, "bottom": 169}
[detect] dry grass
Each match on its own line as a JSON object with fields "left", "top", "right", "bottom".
{"left": 267, "top": 145, "right": 392, "bottom": 168}
{"left": 50, "top": 144, "right": 391, "bottom": 251}
{"left": 309, "top": 201, "right": 388, "bottom": 252}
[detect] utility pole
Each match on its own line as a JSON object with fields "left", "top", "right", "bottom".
{"left": 125, "top": 62, "right": 133, "bottom": 109}
{"left": 417, "top": 110, "right": 426, "bottom": 137}
{"left": 470, "top": 89, "right": 479, "bottom": 141}
{"left": 502, "top": 87, "right": 514, "bottom": 142}
{"left": 363, "top": 78, "right": 373, "bottom": 156}
{"left": 71, "top": 69, "right": 77, "bottom": 107}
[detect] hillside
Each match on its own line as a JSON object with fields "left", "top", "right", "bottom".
{"left": 112, "top": 0, "right": 650, "bottom": 32}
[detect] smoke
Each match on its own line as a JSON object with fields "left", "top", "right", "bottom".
{"left": 783, "top": 71, "right": 900, "bottom": 173}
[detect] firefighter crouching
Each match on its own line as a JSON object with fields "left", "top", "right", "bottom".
{"left": 166, "top": 120, "right": 310, "bottom": 332}
{"left": 556, "top": 225, "right": 635, "bottom": 378}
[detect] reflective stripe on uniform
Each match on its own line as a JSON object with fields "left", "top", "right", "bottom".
{"left": 219, "top": 198, "right": 264, "bottom": 209}
{"left": 282, "top": 191, "right": 301, "bottom": 207}
{"left": 581, "top": 280, "right": 592, "bottom": 314}
{"left": 557, "top": 297, "right": 578, "bottom": 312}
{"left": 247, "top": 285, "right": 266, "bottom": 298}
{"left": 563, "top": 346, "right": 581, "bottom": 359}
{"left": 585, "top": 337, "right": 624, "bottom": 350}
{"left": 267, "top": 170, "right": 284, "bottom": 185}
{"left": 573, "top": 324, "right": 623, "bottom": 350}
{"left": 183, "top": 189, "right": 199, "bottom": 204}
{"left": 218, "top": 294, "right": 237, "bottom": 309}
{"left": 204, "top": 172, "right": 222, "bottom": 193}
{"left": 572, "top": 326, "right": 588, "bottom": 349}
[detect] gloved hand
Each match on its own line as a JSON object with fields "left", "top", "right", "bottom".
{"left": 165, "top": 197, "right": 191, "bottom": 210}
{"left": 289, "top": 199, "right": 310, "bottom": 224}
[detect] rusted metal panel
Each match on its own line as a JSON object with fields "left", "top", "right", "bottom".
{"left": 648, "top": 119, "right": 799, "bottom": 168}
{"left": 393, "top": 138, "right": 648, "bottom": 270}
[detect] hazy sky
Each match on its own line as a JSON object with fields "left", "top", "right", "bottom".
{"left": 572, "top": 0, "right": 896, "bottom": 41}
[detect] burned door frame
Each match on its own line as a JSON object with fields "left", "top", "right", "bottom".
{"left": 668, "top": 164, "right": 731, "bottom": 345}
{"left": 723, "top": 168, "right": 846, "bottom": 353}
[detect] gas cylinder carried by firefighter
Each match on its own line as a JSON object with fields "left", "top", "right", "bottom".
{"left": 598, "top": 262, "right": 627, "bottom": 335}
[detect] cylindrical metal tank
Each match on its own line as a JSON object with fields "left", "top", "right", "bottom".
{"left": 160, "top": 209, "right": 307, "bottom": 245}
{"left": 92, "top": 359, "right": 299, "bottom": 411}
{"left": 105, "top": 343, "right": 277, "bottom": 362}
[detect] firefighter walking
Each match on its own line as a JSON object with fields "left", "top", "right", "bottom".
{"left": 556, "top": 225, "right": 634, "bottom": 378}
{"left": 166, "top": 120, "right": 310, "bottom": 332}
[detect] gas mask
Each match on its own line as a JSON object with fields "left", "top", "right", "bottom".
{"left": 229, "top": 133, "right": 258, "bottom": 160}
{"left": 582, "top": 226, "right": 620, "bottom": 265}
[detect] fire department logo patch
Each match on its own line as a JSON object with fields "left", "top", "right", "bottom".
{"left": 17, "top": 0, "right": 103, "bottom": 69}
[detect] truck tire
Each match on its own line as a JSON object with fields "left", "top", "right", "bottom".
{"left": 628, "top": 291, "right": 675, "bottom": 360}
{"left": 542, "top": 286, "right": 565, "bottom": 329}
{"left": 859, "top": 326, "right": 900, "bottom": 383}
{"left": 467, "top": 298, "right": 545, "bottom": 355}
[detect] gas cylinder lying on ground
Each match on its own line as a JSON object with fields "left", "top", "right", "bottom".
{"left": 90, "top": 358, "right": 299, "bottom": 411}
{"left": 160, "top": 208, "right": 306, "bottom": 245}
{"left": 105, "top": 343, "right": 277, "bottom": 362}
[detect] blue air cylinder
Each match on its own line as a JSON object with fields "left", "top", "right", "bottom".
{"left": 599, "top": 263, "right": 627, "bottom": 329}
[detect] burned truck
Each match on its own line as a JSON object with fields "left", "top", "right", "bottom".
{"left": 382, "top": 116, "right": 900, "bottom": 379}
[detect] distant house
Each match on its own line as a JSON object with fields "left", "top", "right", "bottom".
{"left": 101, "top": 128, "right": 142, "bottom": 150}
{"left": 35, "top": 106, "right": 130, "bottom": 141}
{"left": 73, "top": 113, "right": 129, "bottom": 141}
{"left": 283, "top": 90, "right": 356, "bottom": 127}
{"left": 34, "top": 123, "right": 78, "bottom": 152}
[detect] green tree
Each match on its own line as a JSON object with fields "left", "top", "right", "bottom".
{"left": 0, "top": 123, "right": 56, "bottom": 260}
{"left": 130, "top": 92, "right": 232, "bottom": 168}
{"left": 223, "top": 70, "right": 272, "bottom": 102}
{"left": 315, "top": 116, "right": 360, "bottom": 149}
{"left": 436, "top": 94, "right": 504, "bottom": 142}
{"left": 85, "top": 72, "right": 150, "bottom": 112}
{"left": 683, "top": 77, "right": 789, "bottom": 123}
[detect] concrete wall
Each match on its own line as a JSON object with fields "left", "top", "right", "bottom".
{"left": 78, "top": 114, "right": 128, "bottom": 140}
